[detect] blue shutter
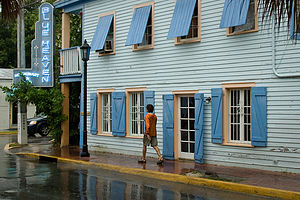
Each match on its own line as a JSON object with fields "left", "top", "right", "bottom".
{"left": 163, "top": 94, "right": 174, "bottom": 160}
{"left": 144, "top": 91, "right": 155, "bottom": 114}
{"left": 251, "top": 87, "right": 267, "bottom": 147}
{"left": 112, "top": 92, "right": 126, "bottom": 136}
{"left": 290, "top": 1, "right": 300, "bottom": 39}
{"left": 90, "top": 93, "right": 97, "bottom": 135}
{"left": 219, "top": 0, "right": 250, "bottom": 28}
{"left": 110, "top": 181, "right": 126, "bottom": 200}
{"left": 125, "top": 5, "right": 152, "bottom": 46}
{"left": 167, "top": 0, "right": 197, "bottom": 39}
{"left": 211, "top": 88, "right": 223, "bottom": 144}
{"left": 194, "top": 93, "right": 204, "bottom": 164}
{"left": 91, "top": 14, "right": 114, "bottom": 51}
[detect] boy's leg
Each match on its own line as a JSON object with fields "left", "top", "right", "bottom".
{"left": 142, "top": 145, "right": 147, "bottom": 160}
{"left": 153, "top": 146, "right": 162, "bottom": 160}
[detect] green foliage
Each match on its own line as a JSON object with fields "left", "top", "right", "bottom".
{"left": 0, "top": 73, "right": 35, "bottom": 104}
{"left": 32, "top": 85, "right": 67, "bottom": 143}
{"left": 0, "top": 18, "right": 17, "bottom": 68}
{"left": 0, "top": 73, "right": 67, "bottom": 143}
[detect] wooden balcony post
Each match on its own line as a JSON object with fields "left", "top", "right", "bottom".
{"left": 61, "top": 83, "right": 70, "bottom": 147}
{"left": 62, "top": 10, "right": 70, "bottom": 49}
{"left": 61, "top": 9, "right": 70, "bottom": 147}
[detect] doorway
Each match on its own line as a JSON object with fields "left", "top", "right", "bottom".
{"left": 69, "top": 82, "right": 81, "bottom": 145}
{"left": 10, "top": 102, "right": 18, "bottom": 128}
{"left": 177, "top": 95, "right": 195, "bottom": 159}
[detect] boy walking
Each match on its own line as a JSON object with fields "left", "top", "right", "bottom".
{"left": 138, "top": 104, "right": 164, "bottom": 165}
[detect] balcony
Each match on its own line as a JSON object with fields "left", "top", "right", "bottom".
{"left": 59, "top": 46, "right": 82, "bottom": 75}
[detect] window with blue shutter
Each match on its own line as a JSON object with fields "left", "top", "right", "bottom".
{"left": 163, "top": 94, "right": 175, "bottom": 160}
{"left": 91, "top": 13, "right": 114, "bottom": 52}
{"left": 211, "top": 88, "right": 223, "bottom": 144}
{"left": 112, "top": 92, "right": 126, "bottom": 136}
{"left": 167, "top": 0, "right": 197, "bottom": 39}
{"left": 219, "top": 0, "right": 251, "bottom": 28}
{"left": 290, "top": 1, "right": 300, "bottom": 39}
{"left": 90, "top": 93, "right": 97, "bottom": 135}
{"left": 251, "top": 87, "right": 267, "bottom": 147}
{"left": 125, "top": 5, "right": 152, "bottom": 46}
{"left": 194, "top": 93, "right": 204, "bottom": 163}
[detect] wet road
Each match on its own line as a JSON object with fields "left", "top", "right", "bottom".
{"left": 0, "top": 135, "right": 275, "bottom": 200}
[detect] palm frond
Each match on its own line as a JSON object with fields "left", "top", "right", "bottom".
{"left": 0, "top": 0, "right": 24, "bottom": 20}
{"left": 259, "top": 0, "right": 298, "bottom": 28}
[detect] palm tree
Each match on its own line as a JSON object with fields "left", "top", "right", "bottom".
{"left": 259, "top": 0, "right": 299, "bottom": 29}
{"left": 0, "top": 0, "right": 24, "bottom": 20}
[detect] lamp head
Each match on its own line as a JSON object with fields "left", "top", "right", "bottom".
{"left": 80, "top": 39, "right": 91, "bottom": 61}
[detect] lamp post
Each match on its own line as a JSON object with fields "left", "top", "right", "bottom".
{"left": 80, "top": 39, "right": 91, "bottom": 157}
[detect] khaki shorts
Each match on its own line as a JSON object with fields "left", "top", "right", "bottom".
{"left": 143, "top": 135, "right": 158, "bottom": 147}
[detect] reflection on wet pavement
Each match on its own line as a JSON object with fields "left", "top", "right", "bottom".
{"left": 0, "top": 135, "right": 273, "bottom": 200}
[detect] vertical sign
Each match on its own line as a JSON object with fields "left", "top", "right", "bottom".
{"left": 13, "top": 3, "right": 54, "bottom": 87}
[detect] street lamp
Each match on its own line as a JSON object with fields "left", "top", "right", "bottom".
{"left": 80, "top": 39, "right": 91, "bottom": 157}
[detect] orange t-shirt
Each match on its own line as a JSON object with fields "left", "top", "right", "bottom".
{"left": 144, "top": 113, "right": 157, "bottom": 137}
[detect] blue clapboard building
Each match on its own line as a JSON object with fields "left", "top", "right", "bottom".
{"left": 54, "top": 0, "right": 300, "bottom": 173}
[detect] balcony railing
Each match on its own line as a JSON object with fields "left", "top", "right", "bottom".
{"left": 59, "top": 46, "right": 82, "bottom": 75}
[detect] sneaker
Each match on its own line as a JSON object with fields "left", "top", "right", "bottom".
{"left": 138, "top": 159, "right": 146, "bottom": 163}
{"left": 157, "top": 159, "right": 163, "bottom": 165}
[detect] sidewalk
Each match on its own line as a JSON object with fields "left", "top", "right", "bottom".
{"left": 7, "top": 137, "right": 300, "bottom": 200}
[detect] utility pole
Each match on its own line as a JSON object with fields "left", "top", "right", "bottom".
{"left": 17, "top": 2, "right": 27, "bottom": 144}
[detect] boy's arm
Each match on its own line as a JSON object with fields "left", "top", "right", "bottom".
{"left": 145, "top": 115, "right": 151, "bottom": 139}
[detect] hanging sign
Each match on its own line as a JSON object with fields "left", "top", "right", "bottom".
{"left": 14, "top": 3, "right": 54, "bottom": 87}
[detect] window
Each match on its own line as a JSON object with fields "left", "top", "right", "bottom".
{"left": 96, "top": 89, "right": 115, "bottom": 135}
{"left": 227, "top": 0, "right": 258, "bottom": 35}
{"left": 125, "top": 2, "right": 154, "bottom": 51}
{"left": 130, "top": 92, "right": 145, "bottom": 136}
{"left": 90, "top": 11, "right": 116, "bottom": 56}
{"left": 228, "top": 89, "right": 251, "bottom": 144}
{"left": 176, "top": 0, "right": 201, "bottom": 44}
{"left": 167, "top": 0, "right": 201, "bottom": 44}
{"left": 220, "top": 83, "right": 256, "bottom": 147}
{"left": 102, "top": 93, "right": 112, "bottom": 134}
{"left": 290, "top": 2, "right": 300, "bottom": 39}
{"left": 135, "top": 11, "right": 153, "bottom": 49}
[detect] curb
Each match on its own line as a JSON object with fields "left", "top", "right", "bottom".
{"left": 16, "top": 152, "right": 300, "bottom": 200}
{"left": 0, "top": 132, "right": 17, "bottom": 135}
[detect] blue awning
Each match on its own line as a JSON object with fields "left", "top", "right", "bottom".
{"left": 125, "top": 5, "right": 152, "bottom": 46}
{"left": 219, "top": 0, "right": 250, "bottom": 28}
{"left": 167, "top": 0, "right": 197, "bottom": 39}
{"left": 91, "top": 14, "right": 114, "bottom": 51}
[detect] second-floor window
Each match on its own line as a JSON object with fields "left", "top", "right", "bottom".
{"left": 167, "top": 0, "right": 201, "bottom": 44}
{"left": 125, "top": 2, "right": 154, "bottom": 51}
{"left": 228, "top": 0, "right": 257, "bottom": 35}
{"left": 178, "top": 0, "right": 200, "bottom": 42}
{"left": 90, "top": 11, "right": 116, "bottom": 56}
{"left": 219, "top": 0, "right": 258, "bottom": 35}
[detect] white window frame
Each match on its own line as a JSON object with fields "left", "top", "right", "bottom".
{"left": 101, "top": 93, "right": 112, "bottom": 134}
{"left": 130, "top": 92, "right": 144, "bottom": 137}
{"left": 228, "top": 88, "right": 251, "bottom": 144}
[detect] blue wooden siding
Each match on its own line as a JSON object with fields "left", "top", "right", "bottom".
{"left": 82, "top": 0, "right": 300, "bottom": 173}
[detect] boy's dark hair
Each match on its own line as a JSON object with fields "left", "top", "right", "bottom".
{"left": 146, "top": 104, "right": 154, "bottom": 113}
